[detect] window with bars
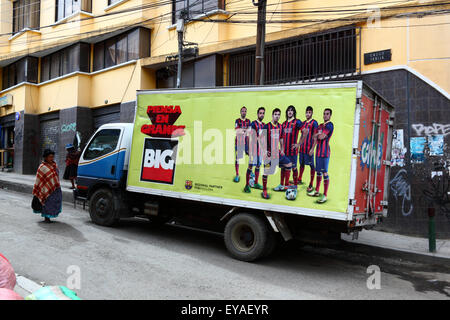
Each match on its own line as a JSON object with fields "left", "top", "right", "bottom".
{"left": 172, "top": 0, "right": 225, "bottom": 24}
{"left": 55, "top": 0, "right": 92, "bottom": 21}
{"left": 2, "top": 57, "right": 39, "bottom": 90}
{"left": 12, "top": 0, "right": 40, "bottom": 34}
{"left": 93, "top": 28, "right": 151, "bottom": 72}
{"left": 40, "top": 43, "right": 90, "bottom": 82}
{"left": 229, "top": 27, "right": 360, "bottom": 86}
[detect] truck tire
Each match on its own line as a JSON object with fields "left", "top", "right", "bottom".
{"left": 263, "top": 232, "right": 280, "bottom": 258}
{"left": 224, "top": 213, "right": 276, "bottom": 262}
{"left": 89, "top": 188, "right": 119, "bottom": 227}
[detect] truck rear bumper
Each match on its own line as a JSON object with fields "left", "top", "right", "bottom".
{"left": 351, "top": 214, "right": 384, "bottom": 229}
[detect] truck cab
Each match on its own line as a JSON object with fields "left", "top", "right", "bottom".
{"left": 75, "top": 123, "right": 133, "bottom": 202}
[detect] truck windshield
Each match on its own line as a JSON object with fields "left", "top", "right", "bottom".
{"left": 84, "top": 129, "right": 121, "bottom": 160}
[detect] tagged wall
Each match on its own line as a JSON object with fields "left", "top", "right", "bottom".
{"left": 362, "top": 69, "right": 450, "bottom": 238}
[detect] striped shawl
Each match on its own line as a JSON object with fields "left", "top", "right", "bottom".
{"left": 32, "top": 161, "right": 60, "bottom": 204}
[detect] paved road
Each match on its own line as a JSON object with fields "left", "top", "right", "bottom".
{"left": 0, "top": 189, "right": 449, "bottom": 300}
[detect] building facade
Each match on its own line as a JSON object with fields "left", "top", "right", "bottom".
{"left": 0, "top": 0, "right": 449, "bottom": 237}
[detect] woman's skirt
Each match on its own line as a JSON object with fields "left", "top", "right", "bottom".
{"left": 63, "top": 164, "right": 78, "bottom": 180}
{"left": 33, "top": 188, "right": 62, "bottom": 218}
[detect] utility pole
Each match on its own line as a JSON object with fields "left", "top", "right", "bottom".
{"left": 176, "top": 11, "right": 185, "bottom": 88}
{"left": 254, "top": 0, "right": 267, "bottom": 85}
{"left": 428, "top": 206, "right": 436, "bottom": 252}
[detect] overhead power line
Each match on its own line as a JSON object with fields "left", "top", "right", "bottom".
{"left": 0, "top": 0, "right": 449, "bottom": 60}
{"left": 0, "top": 0, "right": 183, "bottom": 37}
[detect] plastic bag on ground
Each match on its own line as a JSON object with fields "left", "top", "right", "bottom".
{"left": 0, "top": 288, "right": 24, "bottom": 300}
{"left": 25, "top": 286, "right": 81, "bottom": 300}
{"left": 0, "top": 253, "right": 16, "bottom": 290}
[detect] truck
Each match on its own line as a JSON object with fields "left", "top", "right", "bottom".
{"left": 74, "top": 81, "right": 395, "bottom": 261}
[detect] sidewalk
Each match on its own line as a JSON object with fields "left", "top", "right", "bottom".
{"left": 0, "top": 170, "right": 74, "bottom": 203}
{"left": 341, "top": 230, "right": 450, "bottom": 261}
{"left": 1, "top": 170, "right": 449, "bottom": 262}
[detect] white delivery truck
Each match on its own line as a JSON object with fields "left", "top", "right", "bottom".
{"left": 74, "top": 81, "right": 395, "bottom": 261}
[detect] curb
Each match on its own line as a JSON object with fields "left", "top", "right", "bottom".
{"left": 342, "top": 237, "right": 450, "bottom": 261}
{"left": 0, "top": 179, "right": 74, "bottom": 203}
{"left": 340, "top": 240, "right": 450, "bottom": 266}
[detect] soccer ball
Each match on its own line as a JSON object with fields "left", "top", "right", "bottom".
{"left": 249, "top": 172, "right": 256, "bottom": 188}
{"left": 285, "top": 188, "right": 297, "bottom": 201}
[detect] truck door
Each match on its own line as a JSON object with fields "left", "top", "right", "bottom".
{"left": 354, "top": 93, "right": 394, "bottom": 216}
{"left": 78, "top": 128, "right": 124, "bottom": 181}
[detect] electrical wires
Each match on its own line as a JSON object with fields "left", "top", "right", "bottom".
{"left": 0, "top": 0, "right": 449, "bottom": 61}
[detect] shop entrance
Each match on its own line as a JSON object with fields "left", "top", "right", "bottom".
{"left": 0, "top": 113, "right": 15, "bottom": 170}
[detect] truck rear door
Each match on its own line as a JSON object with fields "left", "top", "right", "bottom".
{"left": 353, "top": 87, "right": 394, "bottom": 218}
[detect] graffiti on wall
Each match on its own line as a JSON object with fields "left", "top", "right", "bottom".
{"left": 359, "top": 133, "right": 384, "bottom": 170}
{"left": 14, "top": 125, "right": 23, "bottom": 145}
{"left": 412, "top": 123, "right": 450, "bottom": 137}
{"left": 390, "top": 169, "right": 413, "bottom": 216}
{"left": 61, "top": 123, "right": 76, "bottom": 133}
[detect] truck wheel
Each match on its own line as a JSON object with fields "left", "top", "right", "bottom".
{"left": 224, "top": 213, "right": 276, "bottom": 262}
{"left": 263, "top": 232, "right": 280, "bottom": 258}
{"left": 89, "top": 188, "right": 119, "bottom": 227}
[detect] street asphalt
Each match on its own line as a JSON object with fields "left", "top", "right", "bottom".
{"left": 1, "top": 189, "right": 449, "bottom": 300}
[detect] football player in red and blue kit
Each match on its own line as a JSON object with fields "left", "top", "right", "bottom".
{"left": 296, "top": 106, "right": 318, "bottom": 193}
{"left": 274, "top": 105, "right": 307, "bottom": 192}
{"left": 261, "top": 108, "right": 293, "bottom": 200}
{"left": 307, "top": 108, "right": 334, "bottom": 203}
{"left": 244, "top": 107, "right": 265, "bottom": 193}
{"left": 234, "top": 106, "right": 251, "bottom": 183}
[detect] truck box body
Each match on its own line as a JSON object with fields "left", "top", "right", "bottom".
{"left": 123, "top": 81, "right": 394, "bottom": 225}
{"left": 75, "top": 81, "right": 394, "bottom": 260}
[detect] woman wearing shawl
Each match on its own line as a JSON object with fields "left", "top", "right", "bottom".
{"left": 32, "top": 149, "right": 63, "bottom": 223}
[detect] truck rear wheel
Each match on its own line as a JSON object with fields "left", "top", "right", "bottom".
{"left": 224, "top": 213, "right": 276, "bottom": 262}
{"left": 89, "top": 188, "right": 119, "bottom": 227}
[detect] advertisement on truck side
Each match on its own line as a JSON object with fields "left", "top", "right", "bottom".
{"left": 127, "top": 85, "right": 359, "bottom": 219}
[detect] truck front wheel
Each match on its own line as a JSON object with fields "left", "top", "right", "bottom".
{"left": 89, "top": 188, "right": 119, "bottom": 227}
{"left": 224, "top": 213, "right": 276, "bottom": 262}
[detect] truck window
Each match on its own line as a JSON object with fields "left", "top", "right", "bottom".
{"left": 84, "top": 129, "right": 121, "bottom": 160}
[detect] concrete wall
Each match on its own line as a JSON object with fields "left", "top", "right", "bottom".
{"left": 14, "top": 112, "right": 40, "bottom": 174}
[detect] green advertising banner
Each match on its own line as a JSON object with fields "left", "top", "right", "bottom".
{"left": 127, "top": 85, "right": 357, "bottom": 217}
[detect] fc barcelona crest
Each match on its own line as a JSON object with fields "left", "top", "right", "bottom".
{"left": 185, "top": 180, "right": 193, "bottom": 190}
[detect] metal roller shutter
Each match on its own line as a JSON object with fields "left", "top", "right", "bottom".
{"left": 40, "top": 112, "right": 60, "bottom": 167}
{"left": 93, "top": 105, "right": 121, "bottom": 129}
